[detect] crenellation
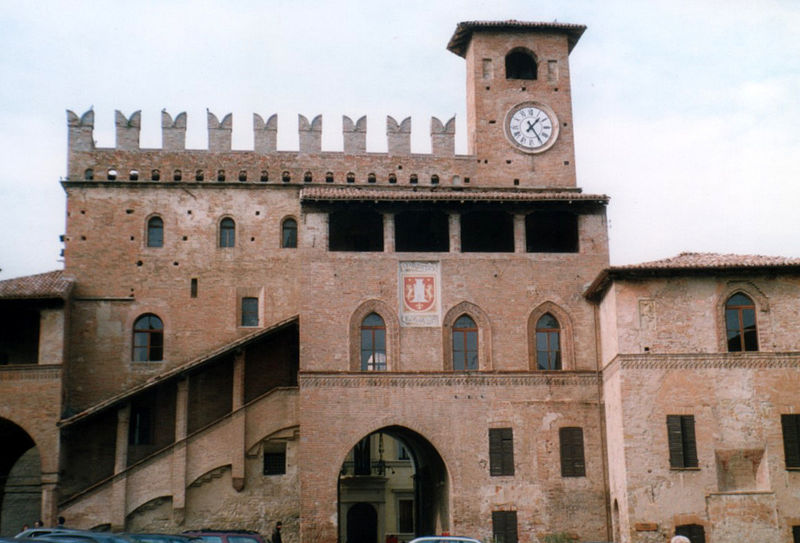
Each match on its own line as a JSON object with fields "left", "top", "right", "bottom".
{"left": 386, "top": 115, "right": 411, "bottom": 155}
{"left": 115, "top": 110, "right": 141, "bottom": 151}
{"left": 431, "top": 116, "right": 456, "bottom": 156}
{"left": 342, "top": 115, "right": 366, "bottom": 154}
{"left": 253, "top": 113, "right": 278, "bottom": 153}
{"left": 67, "top": 109, "right": 95, "bottom": 152}
{"left": 207, "top": 111, "right": 232, "bottom": 151}
{"left": 298, "top": 114, "right": 322, "bottom": 153}
{"left": 66, "top": 109, "right": 470, "bottom": 161}
{"left": 161, "top": 110, "right": 187, "bottom": 151}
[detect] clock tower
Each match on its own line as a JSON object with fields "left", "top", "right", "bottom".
{"left": 447, "top": 21, "right": 585, "bottom": 188}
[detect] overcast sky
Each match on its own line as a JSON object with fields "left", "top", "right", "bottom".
{"left": 1, "top": 0, "right": 799, "bottom": 280}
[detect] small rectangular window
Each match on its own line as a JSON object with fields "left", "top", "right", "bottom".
{"left": 190, "top": 278, "right": 198, "bottom": 298}
{"left": 491, "top": 511, "right": 518, "bottom": 543}
{"left": 489, "top": 428, "right": 514, "bottom": 476}
{"left": 781, "top": 414, "right": 800, "bottom": 469}
{"left": 263, "top": 442, "right": 286, "bottom": 475}
{"left": 559, "top": 427, "right": 585, "bottom": 477}
{"left": 792, "top": 525, "right": 800, "bottom": 543}
{"left": 241, "top": 297, "right": 259, "bottom": 327}
{"left": 667, "top": 415, "right": 698, "bottom": 469}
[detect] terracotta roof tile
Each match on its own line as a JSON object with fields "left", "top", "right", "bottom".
{"left": 585, "top": 253, "right": 800, "bottom": 300}
{"left": 611, "top": 252, "right": 800, "bottom": 270}
{"left": 300, "top": 186, "right": 608, "bottom": 203}
{"left": 447, "top": 20, "right": 586, "bottom": 57}
{"left": 0, "top": 270, "right": 74, "bottom": 299}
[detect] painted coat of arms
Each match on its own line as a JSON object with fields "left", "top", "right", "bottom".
{"left": 399, "top": 261, "right": 440, "bottom": 327}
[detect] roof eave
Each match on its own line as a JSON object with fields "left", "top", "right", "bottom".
{"left": 447, "top": 20, "right": 587, "bottom": 58}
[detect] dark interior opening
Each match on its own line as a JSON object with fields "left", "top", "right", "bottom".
{"left": 461, "top": 210, "right": 514, "bottom": 252}
{"left": 395, "top": 210, "right": 449, "bottom": 252}
{"left": 0, "top": 302, "right": 41, "bottom": 365}
{"left": 505, "top": 50, "right": 537, "bottom": 80}
{"left": 525, "top": 211, "right": 579, "bottom": 253}
{"left": 329, "top": 208, "right": 384, "bottom": 252}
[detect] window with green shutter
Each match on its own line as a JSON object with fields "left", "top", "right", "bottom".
{"left": 489, "top": 428, "right": 514, "bottom": 476}
{"left": 492, "top": 511, "right": 518, "bottom": 543}
{"left": 781, "top": 414, "right": 800, "bottom": 469}
{"left": 559, "top": 427, "right": 585, "bottom": 477}
{"left": 667, "top": 415, "right": 698, "bottom": 469}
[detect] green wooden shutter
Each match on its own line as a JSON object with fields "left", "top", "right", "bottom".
{"left": 782, "top": 414, "right": 800, "bottom": 468}
{"left": 667, "top": 415, "right": 685, "bottom": 468}
{"left": 489, "top": 428, "right": 514, "bottom": 476}
{"left": 492, "top": 511, "right": 518, "bottom": 543}
{"left": 560, "top": 427, "right": 585, "bottom": 477}
{"left": 681, "top": 415, "right": 698, "bottom": 468}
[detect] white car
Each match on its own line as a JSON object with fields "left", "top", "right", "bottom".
{"left": 409, "top": 537, "right": 483, "bottom": 543}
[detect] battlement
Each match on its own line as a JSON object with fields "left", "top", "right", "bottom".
{"left": 65, "top": 108, "right": 576, "bottom": 189}
{"left": 67, "top": 109, "right": 457, "bottom": 156}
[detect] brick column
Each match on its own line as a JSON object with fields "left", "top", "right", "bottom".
{"left": 449, "top": 213, "right": 461, "bottom": 253}
{"left": 514, "top": 213, "right": 526, "bottom": 253}
{"left": 383, "top": 213, "right": 395, "bottom": 253}
{"left": 172, "top": 378, "right": 189, "bottom": 525}
{"left": 231, "top": 350, "right": 246, "bottom": 491}
{"left": 111, "top": 404, "right": 130, "bottom": 530}
{"left": 40, "top": 473, "right": 59, "bottom": 527}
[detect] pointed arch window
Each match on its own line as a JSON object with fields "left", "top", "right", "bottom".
{"left": 147, "top": 216, "right": 163, "bottom": 247}
{"left": 360, "top": 313, "right": 386, "bottom": 371}
{"left": 536, "top": 313, "right": 561, "bottom": 370}
{"left": 725, "top": 293, "right": 758, "bottom": 352}
{"left": 219, "top": 218, "right": 235, "bottom": 248}
{"left": 133, "top": 314, "right": 163, "bottom": 362}
{"left": 452, "top": 315, "right": 478, "bottom": 370}
{"left": 282, "top": 218, "right": 298, "bottom": 248}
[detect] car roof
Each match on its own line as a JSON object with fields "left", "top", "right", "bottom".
{"left": 409, "top": 538, "right": 483, "bottom": 543}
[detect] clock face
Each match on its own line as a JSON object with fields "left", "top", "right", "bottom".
{"left": 505, "top": 103, "right": 559, "bottom": 153}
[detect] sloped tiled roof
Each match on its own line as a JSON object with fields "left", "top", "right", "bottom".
{"left": 447, "top": 20, "right": 586, "bottom": 57}
{"left": 608, "top": 252, "right": 800, "bottom": 270}
{"left": 0, "top": 270, "right": 73, "bottom": 300}
{"left": 585, "top": 252, "right": 800, "bottom": 300}
{"left": 301, "top": 186, "right": 608, "bottom": 204}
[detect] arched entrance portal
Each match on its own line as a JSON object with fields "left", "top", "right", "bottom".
{"left": 0, "top": 418, "right": 41, "bottom": 537}
{"left": 338, "top": 426, "right": 448, "bottom": 543}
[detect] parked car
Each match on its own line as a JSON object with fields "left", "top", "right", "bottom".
{"left": 15, "top": 529, "right": 132, "bottom": 543}
{"left": 409, "top": 537, "right": 483, "bottom": 543}
{"left": 123, "top": 534, "right": 201, "bottom": 543}
{"left": 181, "top": 531, "right": 266, "bottom": 543}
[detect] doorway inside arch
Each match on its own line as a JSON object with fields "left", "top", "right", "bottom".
{"left": 0, "top": 417, "right": 41, "bottom": 536}
{"left": 338, "top": 426, "right": 448, "bottom": 543}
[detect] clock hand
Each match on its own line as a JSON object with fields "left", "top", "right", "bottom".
{"left": 525, "top": 118, "right": 541, "bottom": 132}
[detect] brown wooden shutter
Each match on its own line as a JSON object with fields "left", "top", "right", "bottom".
{"left": 681, "top": 415, "right": 698, "bottom": 467}
{"left": 492, "top": 511, "right": 518, "bottom": 543}
{"left": 489, "top": 428, "right": 514, "bottom": 476}
{"left": 667, "top": 415, "right": 685, "bottom": 468}
{"left": 560, "top": 427, "right": 585, "bottom": 477}
{"left": 782, "top": 414, "right": 800, "bottom": 468}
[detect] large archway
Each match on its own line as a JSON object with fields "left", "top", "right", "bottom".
{"left": 0, "top": 417, "right": 41, "bottom": 536}
{"left": 338, "top": 426, "right": 448, "bottom": 543}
